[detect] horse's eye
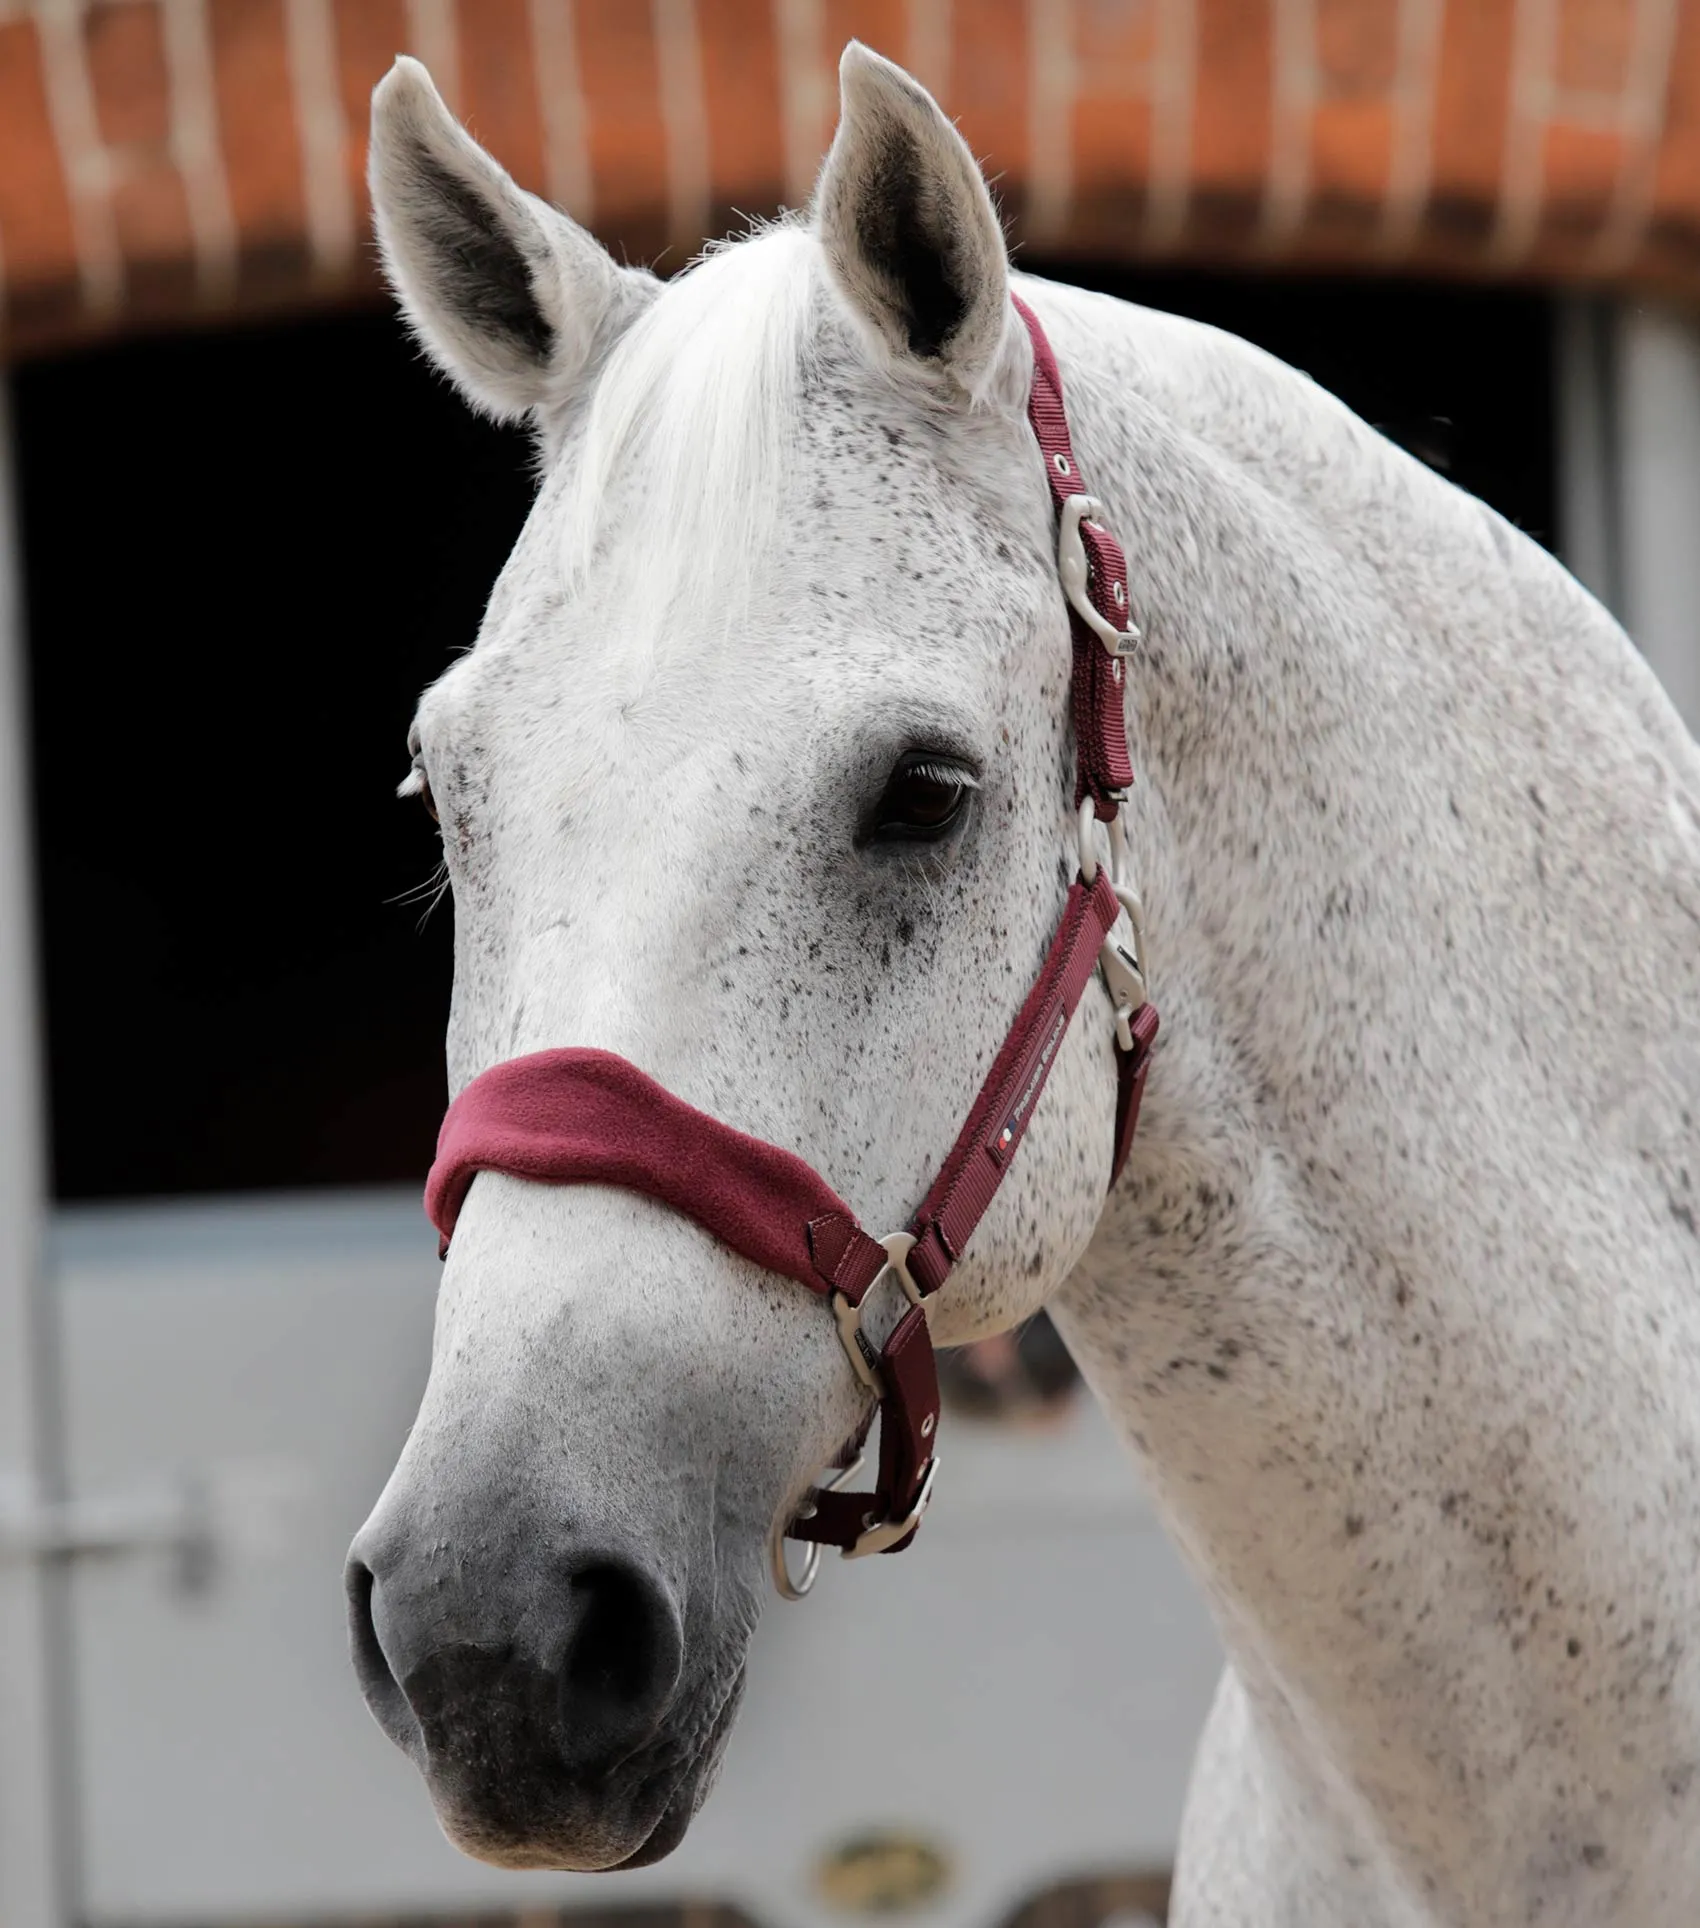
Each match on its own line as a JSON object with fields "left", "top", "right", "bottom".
{"left": 867, "top": 755, "right": 978, "bottom": 843}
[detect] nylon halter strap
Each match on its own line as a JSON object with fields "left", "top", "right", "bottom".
{"left": 424, "top": 295, "right": 1159, "bottom": 1589}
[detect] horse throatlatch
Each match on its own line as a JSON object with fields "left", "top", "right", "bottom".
{"left": 423, "top": 296, "right": 1159, "bottom": 1599}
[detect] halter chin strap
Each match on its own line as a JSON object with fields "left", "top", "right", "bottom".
{"left": 424, "top": 295, "right": 1158, "bottom": 1590}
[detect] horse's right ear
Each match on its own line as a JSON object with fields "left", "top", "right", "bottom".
{"left": 367, "top": 58, "right": 654, "bottom": 431}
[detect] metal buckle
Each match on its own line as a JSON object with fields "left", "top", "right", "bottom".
{"left": 1079, "top": 803, "right": 1149, "bottom": 1051}
{"left": 795, "top": 1233, "right": 938, "bottom": 1581}
{"left": 828, "top": 1233, "right": 925, "bottom": 1394}
{"left": 879, "top": 1232, "right": 923, "bottom": 1307}
{"left": 771, "top": 1455, "right": 866, "bottom": 1602}
{"left": 830, "top": 1290, "right": 882, "bottom": 1391}
{"left": 1057, "top": 494, "right": 1140, "bottom": 658}
{"left": 1100, "top": 892, "right": 1148, "bottom": 1053}
{"left": 844, "top": 1457, "right": 940, "bottom": 1560}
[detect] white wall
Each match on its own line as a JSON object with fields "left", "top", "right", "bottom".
{"left": 1558, "top": 298, "right": 1700, "bottom": 733}
{"left": 0, "top": 378, "right": 74, "bottom": 1928}
{"left": 1618, "top": 306, "right": 1700, "bottom": 730}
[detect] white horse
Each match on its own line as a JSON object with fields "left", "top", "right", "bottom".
{"left": 348, "top": 44, "right": 1700, "bottom": 1926}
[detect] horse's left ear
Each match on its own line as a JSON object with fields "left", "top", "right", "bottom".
{"left": 368, "top": 57, "right": 655, "bottom": 433}
{"left": 814, "top": 44, "right": 1011, "bottom": 398}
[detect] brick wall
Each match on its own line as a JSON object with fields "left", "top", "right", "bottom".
{"left": 0, "top": 0, "right": 1696, "bottom": 357}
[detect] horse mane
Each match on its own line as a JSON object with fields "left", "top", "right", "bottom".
{"left": 557, "top": 218, "right": 820, "bottom": 634}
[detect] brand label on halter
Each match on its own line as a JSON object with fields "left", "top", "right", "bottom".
{"left": 989, "top": 1008, "right": 1069, "bottom": 1166}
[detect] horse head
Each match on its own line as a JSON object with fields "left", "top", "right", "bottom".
{"left": 347, "top": 44, "right": 1135, "bottom": 1871}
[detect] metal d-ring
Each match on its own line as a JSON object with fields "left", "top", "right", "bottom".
{"left": 771, "top": 1455, "right": 866, "bottom": 1602}
{"left": 1079, "top": 800, "right": 1142, "bottom": 896}
{"left": 1080, "top": 803, "right": 1151, "bottom": 1048}
{"left": 1078, "top": 799, "right": 1102, "bottom": 883}
{"left": 774, "top": 1235, "right": 929, "bottom": 1601}
{"left": 1079, "top": 798, "right": 1132, "bottom": 885}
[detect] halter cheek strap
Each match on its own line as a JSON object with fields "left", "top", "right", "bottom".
{"left": 424, "top": 295, "right": 1158, "bottom": 1585}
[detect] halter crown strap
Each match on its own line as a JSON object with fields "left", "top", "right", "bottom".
{"left": 424, "top": 294, "right": 1158, "bottom": 1577}
{"left": 1013, "top": 295, "right": 1139, "bottom": 819}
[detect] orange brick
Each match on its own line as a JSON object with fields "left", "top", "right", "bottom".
{"left": 211, "top": 0, "right": 308, "bottom": 281}
{"left": 1190, "top": 0, "right": 1273, "bottom": 242}
{"left": 332, "top": 0, "right": 410, "bottom": 235}
{"left": 459, "top": 0, "right": 546, "bottom": 196}
{"left": 6, "top": 0, "right": 1700, "bottom": 356}
{"left": 86, "top": 3, "right": 202, "bottom": 302}
{"left": 699, "top": 0, "right": 784, "bottom": 216}
{"left": 1648, "top": 0, "right": 1700, "bottom": 246}
{"left": 1429, "top": 0, "right": 1516, "bottom": 252}
{"left": 578, "top": 2, "right": 669, "bottom": 259}
{"left": 1555, "top": 0, "right": 1634, "bottom": 97}
{"left": 0, "top": 21, "right": 81, "bottom": 339}
{"left": 825, "top": 1, "right": 908, "bottom": 82}
{"left": 1543, "top": 121, "right": 1627, "bottom": 232}
{"left": 87, "top": 2, "right": 173, "bottom": 147}
{"left": 949, "top": 0, "right": 1028, "bottom": 221}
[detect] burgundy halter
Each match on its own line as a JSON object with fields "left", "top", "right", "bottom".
{"left": 424, "top": 296, "right": 1158, "bottom": 1595}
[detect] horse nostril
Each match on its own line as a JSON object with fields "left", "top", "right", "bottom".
{"left": 345, "top": 1554, "right": 424, "bottom": 1761}
{"left": 345, "top": 1536, "right": 683, "bottom": 1781}
{"left": 558, "top": 1561, "right": 684, "bottom": 1768}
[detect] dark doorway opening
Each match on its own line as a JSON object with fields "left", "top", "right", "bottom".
{"left": 16, "top": 309, "right": 532, "bottom": 1198}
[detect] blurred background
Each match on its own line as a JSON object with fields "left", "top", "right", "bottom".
{"left": 0, "top": 6, "right": 1697, "bottom": 1928}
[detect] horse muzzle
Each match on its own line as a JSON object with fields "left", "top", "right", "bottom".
{"left": 344, "top": 1520, "right": 710, "bottom": 1868}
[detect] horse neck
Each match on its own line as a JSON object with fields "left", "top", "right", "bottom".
{"left": 1044, "top": 285, "right": 1700, "bottom": 1904}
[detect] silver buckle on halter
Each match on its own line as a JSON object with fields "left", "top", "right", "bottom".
{"left": 779, "top": 1233, "right": 934, "bottom": 1593}
{"left": 1057, "top": 495, "right": 1140, "bottom": 657}
{"left": 845, "top": 1457, "right": 940, "bottom": 1560}
{"left": 1099, "top": 898, "right": 1148, "bottom": 1054}
{"left": 1079, "top": 802, "right": 1149, "bottom": 1052}
{"left": 828, "top": 1233, "right": 923, "bottom": 1394}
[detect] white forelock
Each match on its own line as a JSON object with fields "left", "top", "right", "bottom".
{"left": 556, "top": 220, "right": 822, "bottom": 632}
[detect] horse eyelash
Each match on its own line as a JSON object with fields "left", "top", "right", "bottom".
{"left": 397, "top": 764, "right": 425, "bottom": 800}
{"left": 904, "top": 759, "right": 980, "bottom": 790}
